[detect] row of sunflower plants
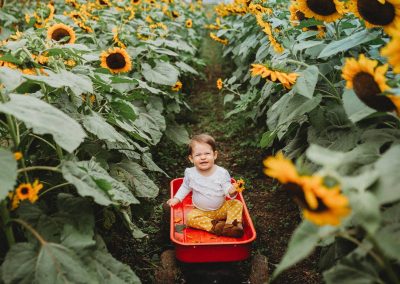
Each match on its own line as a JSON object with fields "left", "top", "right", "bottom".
{"left": 209, "top": 0, "right": 400, "bottom": 282}
{"left": 0, "top": 0, "right": 206, "bottom": 282}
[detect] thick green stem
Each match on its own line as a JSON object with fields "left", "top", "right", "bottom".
{"left": 55, "top": 144, "right": 64, "bottom": 160}
{"left": 12, "top": 218, "right": 46, "bottom": 246}
{"left": 368, "top": 235, "right": 400, "bottom": 284}
{"left": 0, "top": 93, "right": 19, "bottom": 147}
{"left": 0, "top": 200, "right": 15, "bottom": 248}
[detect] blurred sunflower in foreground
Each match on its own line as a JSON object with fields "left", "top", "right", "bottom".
{"left": 100, "top": 47, "right": 132, "bottom": 74}
{"left": 263, "top": 152, "right": 351, "bottom": 226}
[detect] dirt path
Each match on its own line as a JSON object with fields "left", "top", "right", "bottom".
{"left": 102, "top": 36, "right": 321, "bottom": 283}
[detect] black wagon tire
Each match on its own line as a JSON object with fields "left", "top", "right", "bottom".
{"left": 154, "top": 249, "right": 178, "bottom": 284}
{"left": 249, "top": 254, "right": 269, "bottom": 284}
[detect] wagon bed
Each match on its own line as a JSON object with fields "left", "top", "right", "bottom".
{"left": 170, "top": 178, "right": 257, "bottom": 263}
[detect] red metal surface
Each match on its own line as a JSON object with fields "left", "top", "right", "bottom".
{"left": 170, "top": 178, "right": 257, "bottom": 263}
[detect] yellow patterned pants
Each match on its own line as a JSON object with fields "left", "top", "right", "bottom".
{"left": 186, "top": 199, "right": 243, "bottom": 231}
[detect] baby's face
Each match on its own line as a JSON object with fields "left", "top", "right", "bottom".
{"left": 189, "top": 141, "right": 217, "bottom": 172}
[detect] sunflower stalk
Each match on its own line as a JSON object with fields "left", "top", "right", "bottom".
{"left": 17, "top": 165, "right": 62, "bottom": 173}
{"left": 0, "top": 93, "right": 20, "bottom": 147}
{"left": 12, "top": 218, "right": 46, "bottom": 246}
{"left": 368, "top": 234, "right": 400, "bottom": 284}
{"left": 0, "top": 200, "right": 16, "bottom": 248}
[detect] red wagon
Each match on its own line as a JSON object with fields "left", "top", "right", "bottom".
{"left": 170, "top": 178, "right": 257, "bottom": 263}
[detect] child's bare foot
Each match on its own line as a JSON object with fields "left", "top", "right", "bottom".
{"left": 210, "top": 220, "right": 225, "bottom": 236}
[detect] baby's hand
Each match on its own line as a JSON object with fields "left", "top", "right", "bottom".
{"left": 167, "top": 197, "right": 180, "bottom": 207}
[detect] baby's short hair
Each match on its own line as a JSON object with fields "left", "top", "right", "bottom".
{"left": 188, "top": 134, "right": 216, "bottom": 155}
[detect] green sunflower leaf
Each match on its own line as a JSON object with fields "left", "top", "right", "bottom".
{"left": 0, "top": 94, "right": 86, "bottom": 153}
{"left": 0, "top": 149, "right": 17, "bottom": 199}
{"left": 141, "top": 61, "right": 179, "bottom": 86}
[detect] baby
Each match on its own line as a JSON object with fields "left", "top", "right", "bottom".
{"left": 167, "top": 133, "right": 244, "bottom": 238}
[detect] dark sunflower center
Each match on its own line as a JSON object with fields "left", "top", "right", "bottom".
{"left": 52, "top": 28, "right": 71, "bottom": 42}
{"left": 306, "top": 0, "right": 337, "bottom": 16}
{"left": 20, "top": 186, "right": 29, "bottom": 195}
{"left": 296, "top": 10, "right": 306, "bottom": 21}
{"left": 133, "top": 0, "right": 139, "bottom": 3}
{"left": 357, "top": 0, "right": 395, "bottom": 26}
{"left": 353, "top": 72, "right": 395, "bottom": 111}
{"left": 106, "top": 53, "right": 126, "bottom": 69}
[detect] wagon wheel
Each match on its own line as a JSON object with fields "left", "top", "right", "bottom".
{"left": 249, "top": 254, "right": 269, "bottom": 284}
{"left": 154, "top": 249, "right": 178, "bottom": 284}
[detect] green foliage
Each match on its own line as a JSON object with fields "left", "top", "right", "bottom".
{"left": 216, "top": 0, "right": 400, "bottom": 282}
{"left": 0, "top": 0, "right": 207, "bottom": 281}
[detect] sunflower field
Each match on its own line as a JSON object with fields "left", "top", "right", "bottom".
{"left": 0, "top": 0, "right": 206, "bottom": 282}
{"left": 1, "top": 0, "right": 400, "bottom": 282}
{"left": 212, "top": 0, "right": 400, "bottom": 282}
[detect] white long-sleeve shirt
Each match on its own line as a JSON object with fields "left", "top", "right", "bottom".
{"left": 174, "top": 166, "right": 235, "bottom": 211}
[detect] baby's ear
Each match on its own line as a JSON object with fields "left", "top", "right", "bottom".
{"left": 188, "top": 155, "right": 194, "bottom": 163}
{"left": 214, "top": 151, "right": 218, "bottom": 159}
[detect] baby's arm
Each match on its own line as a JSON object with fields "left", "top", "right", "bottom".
{"left": 167, "top": 169, "right": 191, "bottom": 207}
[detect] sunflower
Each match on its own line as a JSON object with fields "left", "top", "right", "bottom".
{"left": 171, "top": 11, "right": 179, "bottom": 19}
{"left": 217, "top": 78, "right": 223, "bottom": 90}
{"left": 295, "top": 176, "right": 351, "bottom": 226}
{"left": 347, "top": 0, "right": 400, "bottom": 34}
{"left": 172, "top": 81, "right": 182, "bottom": 91}
{"left": 251, "top": 63, "right": 299, "bottom": 89}
{"left": 132, "top": 0, "right": 141, "bottom": 5}
{"left": 296, "top": 0, "right": 345, "bottom": 22}
{"left": 47, "top": 23, "right": 76, "bottom": 44}
{"left": 34, "top": 3, "right": 55, "bottom": 28}
{"left": 186, "top": 19, "right": 193, "bottom": 28}
{"left": 263, "top": 152, "right": 300, "bottom": 183}
{"left": 100, "top": 47, "right": 132, "bottom": 74}
{"left": 96, "top": 0, "right": 111, "bottom": 7}
{"left": 210, "top": 32, "right": 229, "bottom": 45}
{"left": 15, "top": 180, "right": 43, "bottom": 203}
{"left": 342, "top": 54, "right": 398, "bottom": 112}
{"left": 381, "top": 35, "right": 400, "bottom": 73}
{"left": 14, "top": 152, "right": 22, "bottom": 160}
{"left": 235, "top": 178, "right": 246, "bottom": 193}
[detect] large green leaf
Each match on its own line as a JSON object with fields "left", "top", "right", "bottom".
{"left": 374, "top": 145, "right": 400, "bottom": 204}
{"left": 82, "top": 112, "right": 128, "bottom": 143}
{"left": 342, "top": 89, "right": 375, "bottom": 123}
{"left": 24, "top": 69, "right": 93, "bottom": 96}
{"left": 111, "top": 161, "right": 159, "bottom": 198}
{"left": 0, "top": 67, "right": 24, "bottom": 91}
{"left": 165, "top": 122, "right": 190, "bottom": 145}
{"left": 133, "top": 107, "right": 165, "bottom": 145}
{"left": 350, "top": 191, "right": 381, "bottom": 234}
{"left": 318, "top": 30, "right": 379, "bottom": 58}
{"left": 323, "top": 253, "right": 382, "bottom": 284}
{"left": 0, "top": 149, "right": 17, "bottom": 198}
{"left": 0, "top": 94, "right": 86, "bottom": 153}
{"left": 1, "top": 242, "right": 93, "bottom": 284}
{"left": 142, "top": 153, "right": 167, "bottom": 175}
{"left": 141, "top": 62, "right": 179, "bottom": 85}
{"left": 84, "top": 250, "right": 141, "bottom": 284}
{"left": 1, "top": 243, "right": 36, "bottom": 284}
{"left": 62, "top": 159, "right": 139, "bottom": 206}
{"left": 294, "top": 66, "right": 319, "bottom": 99}
{"left": 175, "top": 61, "right": 199, "bottom": 75}
{"left": 272, "top": 221, "right": 336, "bottom": 279}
